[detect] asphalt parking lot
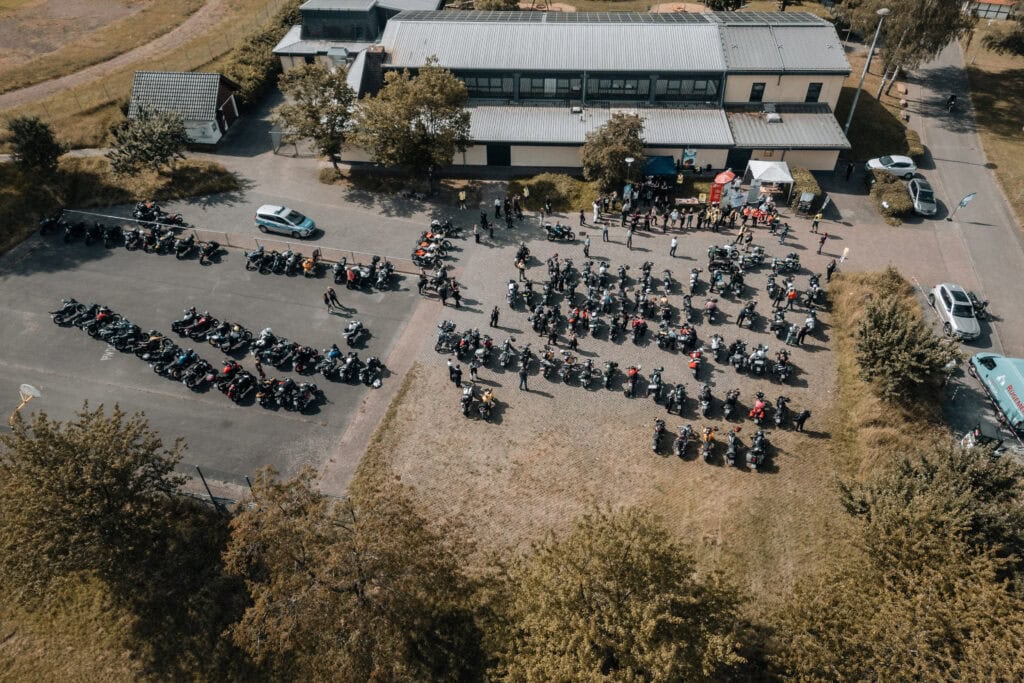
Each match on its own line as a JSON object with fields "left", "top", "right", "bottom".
{"left": 0, "top": 234, "right": 419, "bottom": 485}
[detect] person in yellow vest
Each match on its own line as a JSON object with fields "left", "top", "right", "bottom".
{"left": 458, "top": 190, "right": 467, "bottom": 210}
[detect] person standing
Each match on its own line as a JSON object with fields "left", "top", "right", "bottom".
{"left": 452, "top": 364, "right": 462, "bottom": 386}
{"left": 517, "top": 259, "right": 526, "bottom": 281}
{"left": 568, "top": 331, "right": 578, "bottom": 352}
{"left": 579, "top": 209, "right": 586, "bottom": 226}
{"left": 490, "top": 305, "right": 500, "bottom": 327}
{"left": 794, "top": 409, "right": 811, "bottom": 432}
{"left": 494, "top": 197, "right": 502, "bottom": 218}
{"left": 473, "top": 223, "right": 480, "bottom": 243}
{"left": 669, "top": 236, "right": 678, "bottom": 257}
{"left": 785, "top": 287, "right": 797, "bottom": 311}
{"left": 817, "top": 232, "right": 828, "bottom": 254}
{"left": 323, "top": 290, "right": 334, "bottom": 313}
{"left": 518, "top": 366, "right": 529, "bottom": 391}
{"left": 480, "top": 209, "right": 488, "bottom": 229}
{"left": 601, "top": 221, "right": 609, "bottom": 243}
{"left": 592, "top": 200, "right": 600, "bottom": 225}
{"left": 626, "top": 227, "right": 634, "bottom": 250}
{"left": 811, "top": 212, "right": 822, "bottom": 233}
{"left": 583, "top": 235, "right": 591, "bottom": 258}
{"left": 796, "top": 323, "right": 810, "bottom": 346}
{"left": 469, "top": 358, "right": 480, "bottom": 382}
{"left": 328, "top": 287, "right": 343, "bottom": 311}
{"left": 844, "top": 161, "right": 855, "bottom": 182}
{"left": 439, "top": 282, "right": 449, "bottom": 307}
{"left": 253, "top": 354, "right": 265, "bottom": 380}
{"left": 733, "top": 225, "right": 746, "bottom": 245}
{"left": 451, "top": 284, "right": 462, "bottom": 309}
{"left": 458, "top": 190, "right": 467, "bottom": 210}
{"left": 488, "top": 221, "right": 494, "bottom": 240}
{"left": 447, "top": 358, "right": 455, "bottom": 382}
{"left": 826, "top": 258, "right": 837, "bottom": 283}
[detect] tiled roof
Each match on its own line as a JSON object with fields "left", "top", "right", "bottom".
{"left": 468, "top": 106, "right": 734, "bottom": 146}
{"left": 726, "top": 107, "right": 850, "bottom": 149}
{"left": 129, "top": 71, "right": 227, "bottom": 122}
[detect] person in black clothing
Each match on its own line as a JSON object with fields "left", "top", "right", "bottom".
{"left": 794, "top": 409, "right": 811, "bottom": 432}
{"left": 490, "top": 305, "right": 500, "bottom": 327}
{"left": 451, "top": 364, "right": 463, "bottom": 386}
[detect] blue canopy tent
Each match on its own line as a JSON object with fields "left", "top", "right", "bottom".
{"left": 644, "top": 155, "right": 676, "bottom": 176}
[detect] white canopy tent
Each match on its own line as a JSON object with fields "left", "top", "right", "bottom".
{"left": 742, "top": 160, "right": 794, "bottom": 203}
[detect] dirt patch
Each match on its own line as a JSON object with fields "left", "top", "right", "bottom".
{"left": 517, "top": 2, "right": 577, "bottom": 10}
{"left": 650, "top": 2, "right": 707, "bottom": 11}
{"left": 0, "top": 0, "right": 142, "bottom": 70}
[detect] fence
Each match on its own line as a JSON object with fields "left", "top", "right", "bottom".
{"left": 59, "top": 209, "right": 420, "bottom": 275}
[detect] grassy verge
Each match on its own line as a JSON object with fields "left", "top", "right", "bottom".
{"left": 320, "top": 167, "right": 484, "bottom": 208}
{"left": 507, "top": 173, "right": 601, "bottom": 212}
{"left": 0, "top": 157, "right": 240, "bottom": 254}
{"left": 0, "top": 0, "right": 294, "bottom": 150}
{"left": 964, "top": 26, "right": 1024, "bottom": 227}
{"left": 834, "top": 51, "right": 914, "bottom": 161}
{"left": 828, "top": 269, "right": 946, "bottom": 474}
{"left": 0, "top": 0, "right": 205, "bottom": 96}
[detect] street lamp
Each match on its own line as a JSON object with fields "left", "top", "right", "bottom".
{"left": 9, "top": 384, "right": 41, "bottom": 427}
{"left": 843, "top": 7, "right": 890, "bottom": 136}
{"left": 624, "top": 156, "right": 635, "bottom": 181}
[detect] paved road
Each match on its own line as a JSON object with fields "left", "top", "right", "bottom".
{"left": 0, "top": 236, "right": 419, "bottom": 486}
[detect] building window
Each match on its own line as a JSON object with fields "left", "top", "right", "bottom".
{"left": 303, "top": 55, "right": 315, "bottom": 65}
{"left": 805, "top": 82, "right": 823, "bottom": 103}
{"left": 463, "top": 76, "right": 513, "bottom": 97}
{"left": 749, "top": 83, "right": 766, "bottom": 103}
{"left": 654, "top": 76, "right": 720, "bottom": 101}
{"left": 586, "top": 77, "right": 650, "bottom": 99}
{"left": 519, "top": 76, "right": 580, "bottom": 98}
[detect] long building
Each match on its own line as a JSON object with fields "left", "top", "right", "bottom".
{"left": 341, "top": 10, "right": 852, "bottom": 172}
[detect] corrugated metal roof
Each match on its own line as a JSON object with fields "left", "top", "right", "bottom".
{"left": 393, "top": 10, "right": 829, "bottom": 25}
{"left": 468, "top": 106, "right": 734, "bottom": 146}
{"left": 376, "top": 0, "right": 442, "bottom": 11}
{"left": 380, "top": 19, "right": 726, "bottom": 72}
{"left": 129, "top": 71, "right": 227, "bottom": 121}
{"left": 771, "top": 26, "right": 849, "bottom": 72}
{"left": 721, "top": 25, "right": 848, "bottom": 72}
{"left": 726, "top": 109, "right": 850, "bottom": 149}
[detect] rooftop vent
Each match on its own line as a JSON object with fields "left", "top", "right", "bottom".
{"left": 571, "top": 106, "right": 582, "bottom": 114}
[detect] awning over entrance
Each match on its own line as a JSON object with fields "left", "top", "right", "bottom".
{"left": 644, "top": 155, "right": 676, "bottom": 176}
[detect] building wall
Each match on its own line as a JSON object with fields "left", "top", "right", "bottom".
{"left": 185, "top": 119, "right": 222, "bottom": 145}
{"left": 776, "top": 149, "right": 839, "bottom": 171}
{"left": 723, "top": 74, "right": 846, "bottom": 109}
{"left": 643, "top": 147, "right": 728, "bottom": 171}
{"left": 456, "top": 145, "right": 489, "bottom": 166}
{"left": 279, "top": 54, "right": 338, "bottom": 73}
{"left": 510, "top": 145, "right": 581, "bottom": 167}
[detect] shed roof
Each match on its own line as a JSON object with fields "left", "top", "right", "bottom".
{"left": 129, "top": 71, "right": 234, "bottom": 122}
{"left": 721, "top": 25, "right": 848, "bottom": 72}
{"left": 467, "top": 106, "right": 734, "bottom": 146}
{"left": 273, "top": 24, "right": 376, "bottom": 55}
{"left": 726, "top": 107, "right": 850, "bottom": 149}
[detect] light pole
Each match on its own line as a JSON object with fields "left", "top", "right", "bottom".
{"left": 9, "top": 384, "right": 41, "bottom": 427}
{"left": 843, "top": 7, "right": 890, "bottom": 136}
{"left": 624, "top": 156, "right": 635, "bottom": 183}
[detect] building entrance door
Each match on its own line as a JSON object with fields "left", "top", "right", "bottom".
{"left": 487, "top": 144, "right": 512, "bottom": 167}
{"left": 726, "top": 148, "right": 752, "bottom": 171}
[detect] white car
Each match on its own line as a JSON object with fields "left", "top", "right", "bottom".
{"left": 908, "top": 178, "right": 937, "bottom": 216}
{"left": 928, "top": 283, "right": 981, "bottom": 341}
{"left": 865, "top": 155, "right": 917, "bottom": 179}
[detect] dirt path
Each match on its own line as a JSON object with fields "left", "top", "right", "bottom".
{"left": 0, "top": 0, "right": 233, "bottom": 112}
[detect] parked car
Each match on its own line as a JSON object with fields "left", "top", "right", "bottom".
{"left": 908, "top": 178, "right": 938, "bottom": 216}
{"left": 928, "top": 282, "right": 981, "bottom": 340}
{"left": 254, "top": 205, "right": 316, "bottom": 238}
{"left": 865, "top": 155, "right": 917, "bottom": 179}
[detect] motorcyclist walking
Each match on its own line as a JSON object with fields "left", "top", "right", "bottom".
{"left": 794, "top": 409, "right": 811, "bottom": 432}
{"left": 490, "top": 306, "right": 500, "bottom": 327}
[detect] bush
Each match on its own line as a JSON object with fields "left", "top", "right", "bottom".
{"left": 221, "top": 2, "right": 300, "bottom": 106}
{"left": 904, "top": 128, "right": 925, "bottom": 162}
{"left": 507, "top": 173, "right": 602, "bottom": 213}
{"left": 788, "top": 166, "right": 822, "bottom": 210}
{"left": 870, "top": 171, "right": 913, "bottom": 223}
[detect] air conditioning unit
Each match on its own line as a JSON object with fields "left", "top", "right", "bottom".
{"left": 765, "top": 112, "right": 783, "bottom": 123}
{"left": 571, "top": 106, "right": 582, "bottom": 114}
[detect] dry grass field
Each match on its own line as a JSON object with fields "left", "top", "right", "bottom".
{"left": 0, "top": 0, "right": 204, "bottom": 95}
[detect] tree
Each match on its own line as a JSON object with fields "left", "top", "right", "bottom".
{"left": 0, "top": 404, "right": 186, "bottom": 594}
{"left": 351, "top": 58, "right": 470, "bottom": 186}
{"left": 273, "top": 63, "right": 355, "bottom": 169}
{"left": 854, "top": 288, "right": 960, "bottom": 404}
{"left": 773, "top": 445, "right": 1024, "bottom": 680}
{"left": 106, "top": 106, "right": 190, "bottom": 176}
{"left": 981, "top": 15, "right": 1024, "bottom": 56}
{"left": 223, "top": 466, "right": 485, "bottom": 681}
{"left": 6, "top": 115, "right": 64, "bottom": 176}
{"left": 836, "top": 0, "right": 975, "bottom": 93}
{"left": 495, "top": 507, "right": 745, "bottom": 681}
{"left": 581, "top": 113, "right": 646, "bottom": 192}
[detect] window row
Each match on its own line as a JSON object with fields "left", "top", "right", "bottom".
{"left": 461, "top": 74, "right": 723, "bottom": 100}
{"left": 749, "top": 81, "right": 823, "bottom": 103}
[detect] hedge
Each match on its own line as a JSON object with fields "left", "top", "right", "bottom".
{"left": 869, "top": 170, "right": 913, "bottom": 224}
{"left": 904, "top": 128, "right": 925, "bottom": 162}
{"left": 788, "top": 166, "right": 822, "bottom": 210}
{"left": 222, "top": 1, "right": 301, "bottom": 106}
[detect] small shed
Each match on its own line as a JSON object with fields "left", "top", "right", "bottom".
{"left": 742, "top": 160, "right": 794, "bottom": 203}
{"left": 129, "top": 71, "right": 241, "bottom": 145}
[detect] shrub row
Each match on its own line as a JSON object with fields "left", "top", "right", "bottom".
{"left": 904, "top": 128, "right": 925, "bottom": 162}
{"left": 869, "top": 170, "right": 913, "bottom": 224}
{"left": 221, "top": 1, "right": 301, "bottom": 106}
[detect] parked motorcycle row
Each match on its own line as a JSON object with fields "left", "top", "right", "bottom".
{"left": 651, "top": 420, "right": 770, "bottom": 470}
{"left": 411, "top": 217, "right": 461, "bottom": 269}
{"left": 243, "top": 244, "right": 397, "bottom": 289}
{"left": 39, "top": 209, "right": 224, "bottom": 265}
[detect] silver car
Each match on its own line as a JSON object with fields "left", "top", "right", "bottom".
{"left": 908, "top": 178, "right": 937, "bottom": 216}
{"left": 929, "top": 283, "right": 981, "bottom": 341}
{"left": 866, "top": 155, "right": 917, "bottom": 179}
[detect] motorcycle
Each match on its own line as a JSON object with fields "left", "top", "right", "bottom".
{"left": 182, "top": 359, "right": 212, "bottom": 390}
{"left": 624, "top": 365, "right": 641, "bottom": 397}
{"left": 208, "top": 322, "right": 252, "bottom": 354}
{"left": 681, "top": 295, "right": 694, "bottom": 324}
{"left": 651, "top": 418, "right": 666, "bottom": 453}
{"left": 603, "top": 360, "right": 618, "bottom": 390}
{"left": 84, "top": 223, "right": 103, "bottom": 246}
{"left": 774, "top": 395, "right": 790, "bottom": 429}
{"left": 340, "top": 352, "right": 364, "bottom": 383}
{"left": 102, "top": 224, "right": 123, "bottom": 248}
{"left": 750, "top": 392, "right": 768, "bottom": 427}
{"left": 673, "top": 424, "right": 693, "bottom": 458}
{"left": 646, "top": 366, "right": 664, "bottom": 402}
{"left": 344, "top": 320, "right": 366, "bottom": 347}
{"left": 226, "top": 372, "right": 256, "bottom": 403}
{"left": 665, "top": 384, "right": 686, "bottom": 415}
{"left": 198, "top": 241, "right": 223, "bottom": 265}
{"left": 460, "top": 383, "right": 476, "bottom": 417}
{"left": 688, "top": 267, "right": 701, "bottom": 294}
{"left": 704, "top": 298, "right": 719, "bottom": 324}
{"left": 211, "top": 360, "right": 242, "bottom": 391}
{"left": 746, "top": 430, "right": 767, "bottom": 471}
{"left": 292, "top": 346, "right": 321, "bottom": 374}
{"left": 360, "top": 356, "right": 385, "bottom": 387}
{"left": 737, "top": 301, "right": 757, "bottom": 329}
{"left": 579, "top": 358, "right": 595, "bottom": 389}
{"left": 123, "top": 227, "right": 144, "bottom": 250}
{"left": 50, "top": 298, "right": 84, "bottom": 325}
{"left": 507, "top": 280, "right": 519, "bottom": 309}
{"left": 543, "top": 223, "right": 575, "bottom": 241}
{"left": 174, "top": 234, "right": 196, "bottom": 260}
{"left": 374, "top": 260, "right": 395, "bottom": 289}
{"left": 244, "top": 246, "right": 266, "bottom": 271}
{"left": 748, "top": 344, "right": 769, "bottom": 376}
{"left": 773, "top": 358, "right": 792, "bottom": 384}
{"left": 967, "top": 291, "right": 989, "bottom": 321}
{"left": 540, "top": 346, "right": 559, "bottom": 380}
{"left": 435, "top": 320, "right": 458, "bottom": 353}
{"left": 725, "top": 429, "right": 739, "bottom": 466}
{"left": 723, "top": 389, "right": 740, "bottom": 420}
{"left": 769, "top": 309, "right": 787, "bottom": 338}
{"left": 497, "top": 337, "right": 516, "bottom": 369}
{"left": 709, "top": 334, "right": 725, "bottom": 362}
{"left": 662, "top": 269, "right": 672, "bottom": 293}
{"left": 63, "top": 220, "right": 86, "bottom": 243}
{"left": 688, "top": 347, "right": 704, "bottom": 379}
{"left": 698, "top": 384, "right": 712, "bottom": 418}
{"left": 700, "top": 426, "right": 717, "bottom": 462}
